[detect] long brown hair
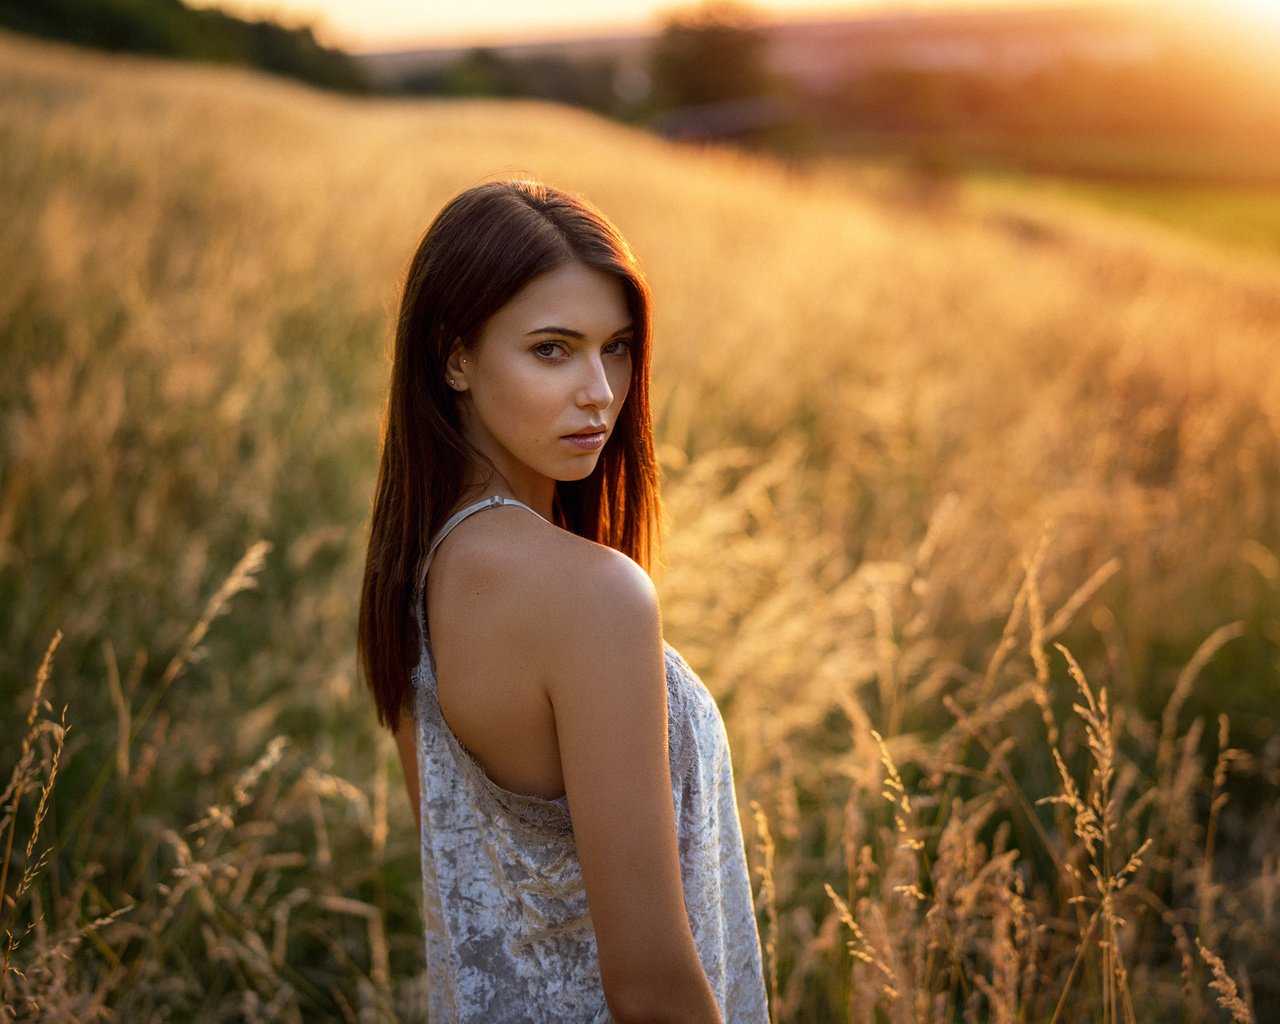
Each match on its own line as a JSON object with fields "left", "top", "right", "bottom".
{"left": 359, "top": 179, "right": 660, "bottom": 730}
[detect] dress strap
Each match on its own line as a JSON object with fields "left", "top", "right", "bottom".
{"left": 419, "top": 495, "right": 545, "bottom": 588}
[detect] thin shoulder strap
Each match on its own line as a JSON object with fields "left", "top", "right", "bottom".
{"left": 419, "top": 495, "right": 545, "bottom": 586}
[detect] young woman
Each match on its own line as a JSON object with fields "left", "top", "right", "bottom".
{"left": 359, "top": 179, "right": 768, "bottom": 1024}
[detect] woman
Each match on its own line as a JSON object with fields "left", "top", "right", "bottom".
{"left": 359, "top": 179, "right": 768, "bottom": 1024}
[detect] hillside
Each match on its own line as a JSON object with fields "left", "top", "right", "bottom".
{"left": 3, "top": 30, "right": 1279, "bottom": 1021}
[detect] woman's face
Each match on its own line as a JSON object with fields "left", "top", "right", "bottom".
{"left": 450, "top": 261, "right": 633, "bottom": 502}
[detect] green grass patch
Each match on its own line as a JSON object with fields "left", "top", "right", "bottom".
{"left": 976, "top": 173, "right": 1280, "bottom": 262}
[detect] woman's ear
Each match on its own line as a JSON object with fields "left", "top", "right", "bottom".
{"left": 445, "top": 340, "right": 469, "bottom": 393}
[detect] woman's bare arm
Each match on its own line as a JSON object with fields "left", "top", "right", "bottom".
{"left": 537, "top": 549, "right": 722, "bottom": 1024}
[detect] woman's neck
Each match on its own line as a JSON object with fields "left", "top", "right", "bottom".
{"left": 458, "top": 468, "right": 556, "bottom": 522}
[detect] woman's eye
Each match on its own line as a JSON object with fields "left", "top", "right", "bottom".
{"left": 533, "top": 342, "right": 563, "bottom": 359}
{"left": 604, "top": 339, "right": 631, "bottom": 356}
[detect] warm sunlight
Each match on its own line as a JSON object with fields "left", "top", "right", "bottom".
{"left": 1226, "top": 0, "right": 1280, "bottom": 25}
{"left": 199, "top": 0, "right": 1280, "bottom": 51}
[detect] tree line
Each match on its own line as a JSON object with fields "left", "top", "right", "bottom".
{"left": 0, "top": 0, "right": 367, "bottom": 92}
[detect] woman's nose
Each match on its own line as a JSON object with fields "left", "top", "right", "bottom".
{"left": 578, "top": 354, "right": 613, "bottom": 409}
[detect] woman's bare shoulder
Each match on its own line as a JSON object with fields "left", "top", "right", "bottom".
{"left": 429, "top": 508, "right": 660, "bottom": 700}
{"left": 431, "top": 507, "right": 658, "bottom": 636}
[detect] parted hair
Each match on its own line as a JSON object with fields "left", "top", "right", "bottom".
{"left": 358, "top": 179, "right": 661, "bottom": 731}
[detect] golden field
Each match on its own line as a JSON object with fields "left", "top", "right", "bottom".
{"left": 3, "top": 29, "right": 1279, "bottom": 1022}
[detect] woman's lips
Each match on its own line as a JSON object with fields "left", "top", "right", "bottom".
{"left": 563, "top": 430, "right": 605, "bottom": 451}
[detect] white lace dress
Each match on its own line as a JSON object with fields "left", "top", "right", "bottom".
{"left": 409, "top": 497, "right": 769, "bottom": 1023}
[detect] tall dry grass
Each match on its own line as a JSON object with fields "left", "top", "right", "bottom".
{"left": 2, "top": 30, "right": 1278, "bottom": 1021}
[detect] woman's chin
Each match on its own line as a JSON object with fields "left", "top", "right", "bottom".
{"left": 554, "top": 456, "right": 604, "bottom": 483}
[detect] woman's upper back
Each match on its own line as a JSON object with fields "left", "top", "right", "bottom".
{"left": 424, "top": 495, "right": 660, "bottom": 800}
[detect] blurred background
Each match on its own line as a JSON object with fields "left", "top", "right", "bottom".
{"left": 9, "top": 0, "right": 1280, "bottom": 243}
{"left": 3, "top": 0, "right": 1279, "bottom": 1021}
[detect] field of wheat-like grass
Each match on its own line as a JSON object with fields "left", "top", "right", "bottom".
{"left": 3, "top": 29, "right": 1279, "bottom": 1022}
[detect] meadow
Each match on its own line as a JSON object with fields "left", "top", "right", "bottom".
{"left": 3, "top": 29, "right": 1279, "bottom": 1022}
{"left": 970, "top": 174, "right": 1280, "bottom": 266}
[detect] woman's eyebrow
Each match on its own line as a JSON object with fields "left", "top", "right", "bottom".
{"left": 525, "top": 326, "right": 584, "bottom": 338}
{"left": 524, "top": 324, "right": 634, "bottom": 339}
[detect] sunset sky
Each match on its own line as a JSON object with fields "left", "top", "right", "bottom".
{"left": 197, "top": 0, "right": 1280, "bottom": 52}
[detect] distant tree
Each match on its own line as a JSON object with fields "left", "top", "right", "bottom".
{"left": 397, "top": 49, "right": 626, "bottom": 117}
{"left": 231, "top": 16, "right": 367, "bottom": 92}
{"left": 650, "top": 2, "right": 774, "bottom": 108}
{"left": 0, "top": 0, "right": 366, "bottom": 92}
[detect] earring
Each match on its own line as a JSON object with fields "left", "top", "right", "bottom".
{"left": 448, "top": 378, "right": 456, "bottom": 387}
